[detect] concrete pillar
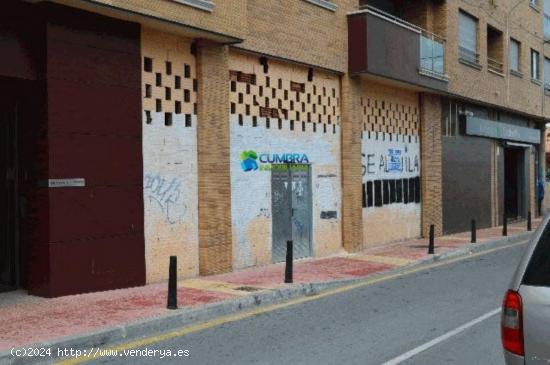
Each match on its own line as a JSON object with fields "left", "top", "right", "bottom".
{"left": 196, "top": 42, "right": 233, "bottom": 275}
{"left": 419, "top": 93, "right": 443, "bottom": 237}
{"left": 340, "top": 75, "right": 364, "bottom": 252}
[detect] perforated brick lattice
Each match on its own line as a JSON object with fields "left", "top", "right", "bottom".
{"left": 142, "top": 32, "right": 197, "bottom": 127}
{"left": 360, "top": 97, "right": 419, "bottom": 136}
{"left": 229, "top": 53, "right": 341, "bottom": 134}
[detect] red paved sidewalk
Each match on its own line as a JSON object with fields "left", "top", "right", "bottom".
{"left": 0, "top": 218, "right": 540, "bottom": 351}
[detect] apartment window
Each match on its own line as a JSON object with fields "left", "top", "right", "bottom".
{"left": 531, "top": 49, "right": 540, "bottom": 80}
{"left": 459, "top": 10, "right": 479, "bottom": 64}
{"left": 545, "top": 57, "right": 550, "bottom": 91}
{"left": 441, "top": 100, "right": 460, "bottom": 137}
{"left": 509, "top": 38, "right": 521, "bottom": 74}
{"left": 487, "top": 26, "right": 503, "bottom": 73}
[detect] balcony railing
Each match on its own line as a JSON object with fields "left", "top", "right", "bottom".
{"left": 459, "top": 46, "right": 480, "bottom": 65}
{"left": 420, "top": 32, "right": 445, "bottom": 78}
{"left": 488, "top": 57, "right": 504, "bottom": 74}
{"left": 360, "top": 5, "right": 447, "bottom": 79}
{"left": 545, "top": 14, "right": 550, "bottom": 41}
{"left": 348, "top": 5, "right": 448, "bottom": 91}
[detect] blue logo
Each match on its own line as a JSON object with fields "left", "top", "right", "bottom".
{"left": 240, "top": 150, "right": 258, "bottom": 172}
{"left": 387, "top": 148, "right": 402, "bottom": 172}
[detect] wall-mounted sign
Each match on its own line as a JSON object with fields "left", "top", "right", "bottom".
{"left": 240, "top": 150, "right": 310, "bottom": 172}
{"left": 48, "top": 178, "right": 86, "bottom": 188}
{"left": 466, "top": 117, "right": 540, "bottom": 144}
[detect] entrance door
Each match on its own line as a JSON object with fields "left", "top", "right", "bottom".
{"left": 0, "top": 97, "right": 19, "bottom": 292}
{"left": 271, "top": 164, "right": 312, "bottom": 263}
{"left": 504, "top": 147, "right": 524, "bottom": 220}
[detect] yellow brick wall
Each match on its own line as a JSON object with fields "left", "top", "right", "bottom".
{"left": 238, "top": 0, "right": 358, "bottom": 73}
{"left": 85, "top": 0, "right": 247, "bottom": 39}
{"left": 420, "top": 93, "right": 443, "bottom": 237}
{"left": 446, "top": 0, "right": 547, "bottom": 118}
{"left": 66, "top": 0, "right": 550, "bottom": 121}
{"left": 341, "top": 75, "right": 364, "bottom": 252}
{"left": 196, "top": 43, "right": 233, "bottom": 275}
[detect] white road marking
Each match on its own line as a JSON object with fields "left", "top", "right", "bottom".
{"left": 381, "top": 308, "right": 502, "bottom": 365}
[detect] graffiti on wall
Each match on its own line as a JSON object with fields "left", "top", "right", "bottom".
{"left": 361, "top": 145, "right": 420, "bottom": 177}
{"left": 362, "top": 134, "right": 421, "bottom": 209}
{"left": 144, "top": 173, "right": 187, "bottom": 224}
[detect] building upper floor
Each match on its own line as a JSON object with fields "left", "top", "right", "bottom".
{"left": 7, "top": 0, "right": 550, "bottom": 120}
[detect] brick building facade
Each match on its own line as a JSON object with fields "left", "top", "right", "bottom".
{"left": 0, "top": 0, "right": 547, "bottom": 296}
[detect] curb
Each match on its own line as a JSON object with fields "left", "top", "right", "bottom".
{"left": 0, "top": 231, "right": 534, "bottom": 365}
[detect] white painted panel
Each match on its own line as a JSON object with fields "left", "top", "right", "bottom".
{"left": 230, "top": 115, "right": 342, "bottom": 269}
{"left": 142, "top": 112, "right": 199, "bottom": 281}
{"left": 362, "top": 132, "right": 421, "bottom": 245}
{"left": 362, "top": 133, "right": 420, "bottom": 180}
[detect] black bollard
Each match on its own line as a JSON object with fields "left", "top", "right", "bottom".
{"left": 528, "top": 211, "right": 532, "bottom": 231}
{"left": 471, "top": 219, "right": 477, "bottom": 243}
{"left": 503, "top": 214, "right": 508, "bottom": 237}
{"left": 428, "top": 224, "right": 435, "bottom": 255}
{"left": 167, "top": 256, "right": 178, "bottom": 310}
{"left": 285, "top": 240, "right": 293, "bottom": 283}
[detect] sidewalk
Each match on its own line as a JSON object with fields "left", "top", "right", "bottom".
{"left": 0, "top": 218, "right": 541, "bottom": 355}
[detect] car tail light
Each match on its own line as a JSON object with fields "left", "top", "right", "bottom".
{"left": 501, "top": 290, "right": 524, "bottom": 356}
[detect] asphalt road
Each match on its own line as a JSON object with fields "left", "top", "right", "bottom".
{"left": 89, "top": 242, "right": 528, "bottom": 365}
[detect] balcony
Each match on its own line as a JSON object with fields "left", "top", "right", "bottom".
{"left": 488, "top": 57, "right": 504, "bottom": 74}
{"left": 348, "top": 5, "right": 448, "bottom": 92}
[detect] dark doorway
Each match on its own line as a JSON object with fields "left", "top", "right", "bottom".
{"left": 0, "top": 89, "right": 20, "bottom": 292}
{"left": 504, "top": 147, "right": 525, "bottom": 220}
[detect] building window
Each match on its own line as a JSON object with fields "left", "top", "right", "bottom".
{"left": 172, "top": 0, "right": 214, "bottom": 12}
{"left": 545, "top": 1, "right": 550, "bottom": 40}
{"left": 487, "top": 26, "right": 503, "bottom": 73}
{"left": 531, "top": 49, "right": 540, "bottom": 80}
{"left": 459, "top": 10, "right": 479, "bottom": 65}
{"left": 509, "top": 38, "right": 521, "bottom": 74}
{"left": 441, "top": 99, "right": 460, "bottom": 137}
{"left": 545, "top": 57, "right": 550, "bottom": 92}
{"left": 531, "top": 0, "right": 541, "bottom": 10}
